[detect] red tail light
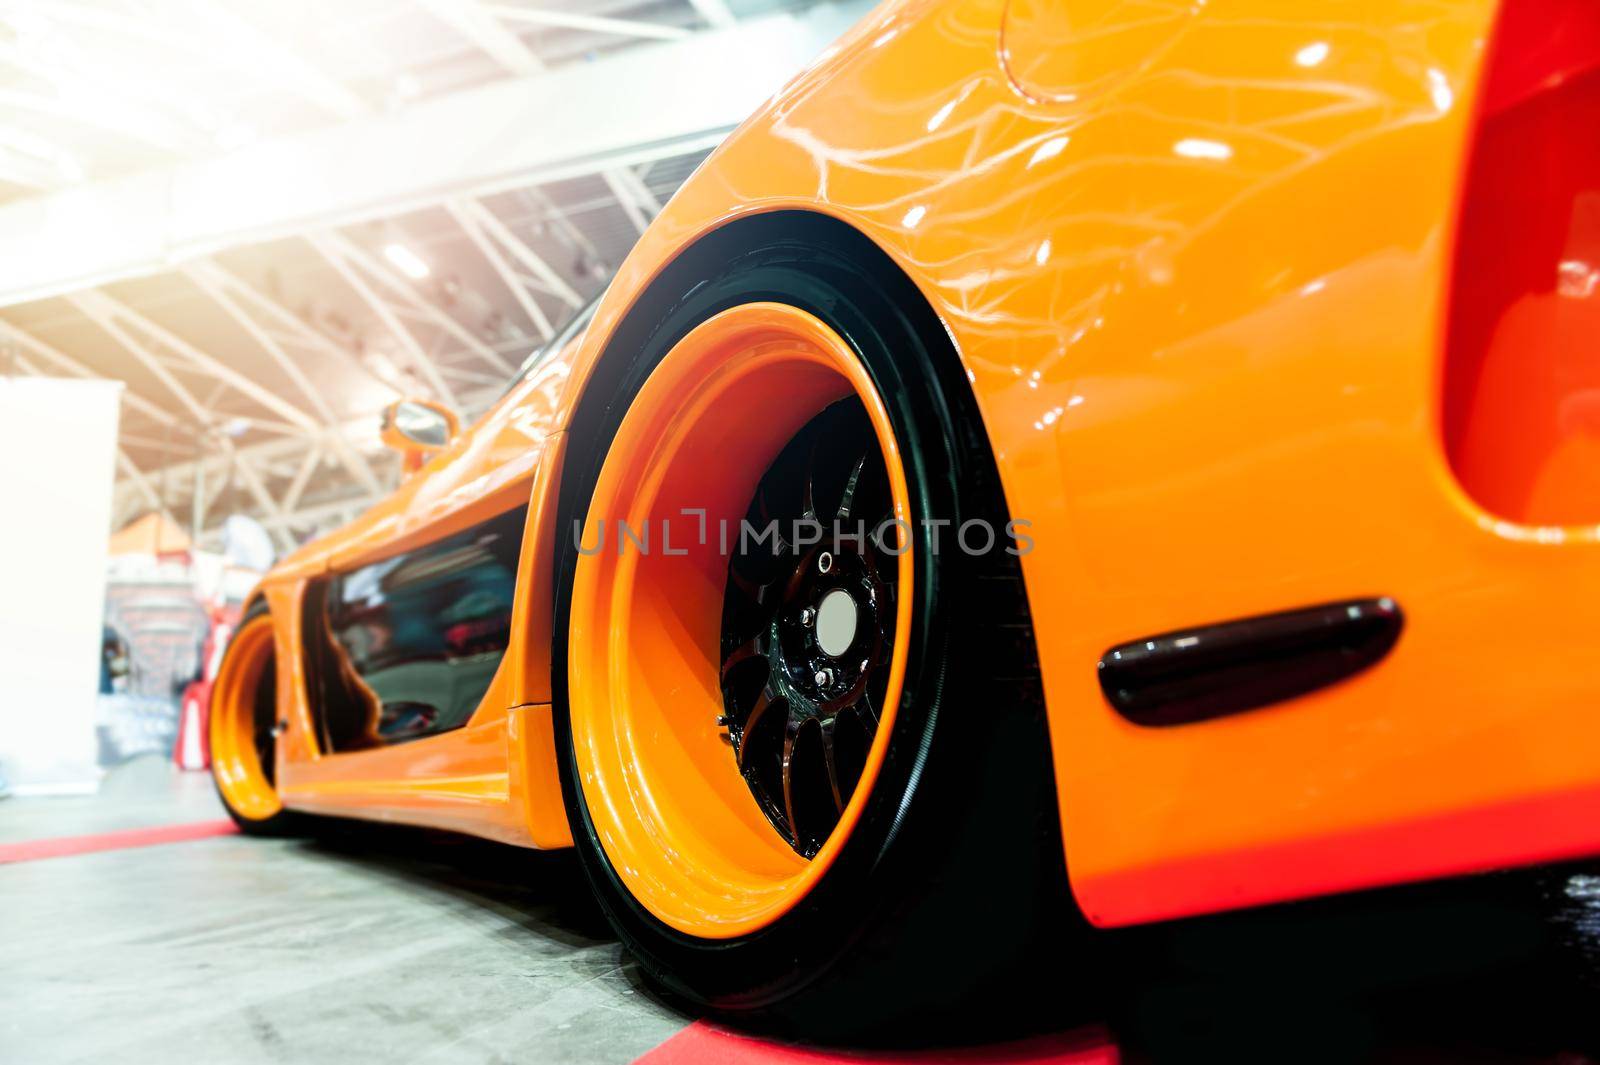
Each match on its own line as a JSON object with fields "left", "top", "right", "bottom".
{"left": 1444, "top": 0, "right": 1600, "bottom": 525}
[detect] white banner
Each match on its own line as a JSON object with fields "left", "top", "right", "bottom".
{"left": 0, "top": 376, "right": 122, "bottom": 794}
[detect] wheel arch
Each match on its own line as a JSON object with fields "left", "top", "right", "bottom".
{"left": 239, "top": 592, "right": 268, "bottom": 624}
{"left": 554, "top": 209, "right": 968, "bottom": 528}
{"left": 546, "top": 204, "right": 1010, "bottom": 572}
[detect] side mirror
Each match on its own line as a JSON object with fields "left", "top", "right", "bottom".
{"left": 380, "top": 399, "right": 459, "bottom": 474}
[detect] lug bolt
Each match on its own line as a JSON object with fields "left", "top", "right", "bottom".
{"left": 818, "top": 551, "right": 833, "bottom": 574}
{"left": 814, "top": 668, "right": 834, "bottom": 687}
{"left": 800, "top": 606, "right": 815, "bottom": 626}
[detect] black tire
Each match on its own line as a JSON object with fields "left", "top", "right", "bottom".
{"left": 211, "top": 599, "right": 302, "bottom": 837}
{"left": 551, "top": 214, "right": 1093, "bottom": 1037}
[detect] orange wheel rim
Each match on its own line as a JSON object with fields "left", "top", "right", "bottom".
{"left": 568, "top": 302, "right": 914, "bottom": 939}
{"left": 210, "top": 615, "right": 283, "bottom": 820}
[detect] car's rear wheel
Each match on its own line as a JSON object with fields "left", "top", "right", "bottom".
{"left": 210, "top": 603, "right": 297, "bottom": 835}
{"left": 553, "top": 219, "right": 1086, "bottom": 1033}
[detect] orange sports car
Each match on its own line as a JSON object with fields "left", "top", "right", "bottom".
{"left": 211, "top": 0, "right": 1600, "bottom": 1023}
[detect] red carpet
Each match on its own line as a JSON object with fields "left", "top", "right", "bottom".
{"left": 635, "top": 1020, "right": 1119, "bottom": 1065}
{"left": 0, "top": 819, "right": 238, "bottom": 863}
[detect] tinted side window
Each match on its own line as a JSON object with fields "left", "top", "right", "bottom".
{"left": 306, "top": 506, "right": 526, "bottom": 750}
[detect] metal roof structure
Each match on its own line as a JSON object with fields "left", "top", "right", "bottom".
{"left": 0, "top": 0, "right": 869, "bottom": 553}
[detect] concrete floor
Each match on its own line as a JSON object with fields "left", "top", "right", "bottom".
{"left": 8, "top": 758, "right": 1600, "bottom": 1064}
{"left": 0, "top": 757, "right": 225, "bottom": 842}
{"left": 1, "top": 758, "right": 687, "bottom": 1065}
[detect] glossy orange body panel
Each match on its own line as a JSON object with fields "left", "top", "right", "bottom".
{"left": 249, "top": 0, "right": 1600, "bottom": 928}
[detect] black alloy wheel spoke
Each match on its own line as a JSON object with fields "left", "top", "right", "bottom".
{"left": 801, "top": 438, "right": 822, "bottom": 526}
{"left": 728, "top": 565, "right": 768, "bottom": 606}
{"left": 720, "top": 633, "right": 767, "bottom": 683}
{"left": 735, "top": 689, "right": 777, "bottom": 769}
{"left": 718, "top": 399, "right": 899, "bottom": 858}
{"left": 836, "top": 454, "right": 867, "bottom": 523}
{"left": 780, "top": 723, "right": 802, "bottom": 842}
{"left": 820, "top": 720, "right": 846, "bottom": 813}
{"left": 854, "top": 692, "right": 879, "bottom": 730}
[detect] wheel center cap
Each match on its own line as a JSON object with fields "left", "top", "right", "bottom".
{"left": 816, "top": 588, "right": 858, "bottom": 657}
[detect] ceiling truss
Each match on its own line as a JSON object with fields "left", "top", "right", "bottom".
{"left": 0, "top": 0, "right": 866, "bottom": 558}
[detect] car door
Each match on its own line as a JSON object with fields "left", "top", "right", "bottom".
{"left": 274, "top": 299, "right": 597, "bottom": 834}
